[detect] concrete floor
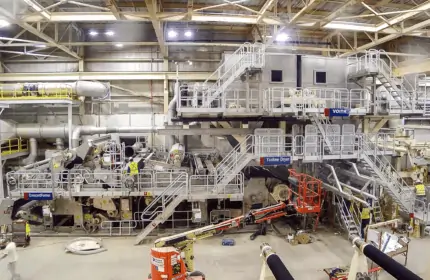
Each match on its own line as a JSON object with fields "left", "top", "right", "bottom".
{"left": 0, "top": 232, "right": 429, "bottom": 280}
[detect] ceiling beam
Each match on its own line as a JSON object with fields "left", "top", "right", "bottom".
{"left": 290, "top": 0, "right": 319, "bottom": 24}
{"left": 256, "top": 0, "right": 277, "bottom": 24}
{"left": 316, "top": 0, "right": 362, "bottom": 27}
{"left": 105, "top": 0, "right": 122, "bottom": 20}
{"left": 0, "top": 7, "right": 80, "bottom": 59}
{"left": 339, "top": 18, "right": 430, "bottom": 57}
{"left": 393, "top": 59, "right": 430, "bottom": 76}
{"left": 145, "top": 0, "right": 167, "bottom": 58}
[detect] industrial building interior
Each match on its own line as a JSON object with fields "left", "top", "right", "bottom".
{"left": 2, "top": 0, "right": 430, "bottom": 279}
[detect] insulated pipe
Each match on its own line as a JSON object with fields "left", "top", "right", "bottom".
{"left": 0, "top": 81, "right": 109, "bottom": 98}
{"left": 350, "top": 235, "right": 422, "bottom": 280}
{"left": 56, "top": 138, "right": 64, "bottom": 150}
{"left": 21, "top": 158, "right": 51, "bottom": 170}
{"left": 71, "top": 126, "right": 160, "bottom": 148}
{"left": 260, "top": 243, "right": 295, "bottom": 280}
{"left": 325, "top": 164, "right": 343, "bottom": 191}
{"left": 22, "top": 138, "right": 37, "bottom": 165}
{"left": 16, "top": 123, "right": 71, "bottom": 139}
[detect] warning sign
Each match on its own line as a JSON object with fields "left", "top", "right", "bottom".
{"left": 151, "top": 256, "right": 165, "bottom": 272}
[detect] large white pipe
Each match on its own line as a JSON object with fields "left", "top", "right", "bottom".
{"left": 0, "top": 81, "right": 109, "bottom": 98}
{"left": 16, "top": 123, "right": 71, "bottom": 139}
{"left": 71, "top": 126, "right": 160, "bottom": 147}
{"left": 22, "top": 138, "right": 37, "bottom": 165}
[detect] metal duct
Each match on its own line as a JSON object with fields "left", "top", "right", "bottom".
{"left": 0, "top": 81, "right": 109, "bottom": 98}
{"left": 56, "top": 138, "right": 64, "bottom": 150}
{"left": 16, "top": 123, "right": 71, "bottom": 139}
{"left": 71, "top": 126, "right": 160, "bottom": 148}
{"left": 22, "top": 138, "right": 37, "bottom": 165}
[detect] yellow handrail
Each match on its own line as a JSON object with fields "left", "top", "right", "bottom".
{"left": 0, "top": 84, "right": 76, "bottom": 100}
{"left": 1, "top": 138, "right": 29, "bottom": 156}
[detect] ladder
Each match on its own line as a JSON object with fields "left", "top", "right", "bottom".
{"left": 337, "top": 196, "right": 361, "bottom": 237}
{"left": 310, "top": 113, "right": 339, "bottom": 154}
{"left": 134, "top": 173, "right": 188, "bottom": 245}
{"left": 373, "top": 200, "right": 384, "bottom": 223}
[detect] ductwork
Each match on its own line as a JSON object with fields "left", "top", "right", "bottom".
{"left": 16, "top": 123, "right": 71, "bottom": 139}
{"left": 0, "top": 81, "right": 110, "bottom": 99}
{"left": 22, "top": 138, "right": 37, "bottom": 165}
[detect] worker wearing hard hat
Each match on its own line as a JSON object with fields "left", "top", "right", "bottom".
{"left": 414, "top": 180, "right": 426, "bottom": 211}
{"left": 360, "top": 203, "right": 373, "bottom": 238}
{"left": 127, "top": 157, "right": 139, "bottom": 176}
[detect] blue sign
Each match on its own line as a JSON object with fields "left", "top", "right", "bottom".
{"left": 260, "top": 156, "right": 291, "bottom": 166}
{"left": 24, "top": 192, "right": 53, "bottom": 200}
{"left": 325, "top": 108, "right": 350, "bottom": 117}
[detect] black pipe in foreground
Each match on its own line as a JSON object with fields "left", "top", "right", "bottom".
{"left": 261, "top": 243, "right": 295, "bottom": 280}
{"left": 362, "top": 245, "right": 422, "bottom": 280}
{"left": 266, "top": 253, "right": 295, "bottom": 280}
{"left": 296, "top": 55, "right": 302, "bottom": 89}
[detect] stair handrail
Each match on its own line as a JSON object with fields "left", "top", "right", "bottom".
{"left": 361, "top": 135, "right": 414, "bottom": 210}
{"left": 140, "top": 172, "right": 188, "bottom": 218}
{"left": 215, "top": 135, "right": 253, "bottom": 181}
{"left": 337, "top": 196, "right": 361, "bottom": 237}
{"left": 202, "top": 43, "right": 265, "bottom": 106}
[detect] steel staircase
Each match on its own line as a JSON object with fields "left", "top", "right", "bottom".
{"left": 200, "top": 42, "right": 265, "bottom": 107}
{"left": 373, "top": 200, "right": 384, "bottom": 223}
{"left": 359, "top": 135, "right": 414, "bottom": 214}
{"left": 310, "top": 113, "right": 337, "bottom": 153}
{"left": 134, "top": 173, "right": 188, "bottom": 245}
{"left": 212, "top": 135, "right": 255, "bottom": 193}
{"left": 337, "top": 196, "right": 361, "bottom": 237}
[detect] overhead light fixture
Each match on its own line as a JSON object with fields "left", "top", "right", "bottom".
{"left": 89, "top": 30, "right": 98, "bottom": 36}
{"left": 0, "top": 19, "right": 10, "bottom": 28}
{"left": 35, "top": 44, "right": 47, "bottom": 48}
{"left": 168, "top": 30, "right": 178, "bottom": 38}
{"left": 187, "top": 60, "right": 193, "bottom": 65}
{"left": 115, "top": 43, "right": 123, "bottom": 48}
{"left": 275, "top": 33, "right": 289, "bottom": 42}
{"left": 105, "top": 30, "right": 115, "bottom": 36}
{"left": 184, "top": 30, "right": 193, "bottom": 38}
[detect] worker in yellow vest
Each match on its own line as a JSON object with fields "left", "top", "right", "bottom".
{"left": 127, "top": 158, "right": 139, "bottom": 176}
{"left": 360, "top": 203, "right": 373, "bottom": 238}
{"left": 414, "top": 180, "right": 426, "bottom": 211}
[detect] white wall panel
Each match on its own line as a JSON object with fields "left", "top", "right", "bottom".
{"left": 5, "top": 63, "right": 78, "bottom": 73}
{"left": 302, "top": 56, "right": 347, "bottom": 88}
{"left": 86, "top": 62, "right": 163, "bottom": 72}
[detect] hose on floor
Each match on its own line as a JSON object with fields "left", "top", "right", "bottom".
{"left": 65, "top": 237, "right": 107, "bottom": 255}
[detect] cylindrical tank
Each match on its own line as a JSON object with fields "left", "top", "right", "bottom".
{"left": 149, "top": 247, "right": 186, "bottom": 280}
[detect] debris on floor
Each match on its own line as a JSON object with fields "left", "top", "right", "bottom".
{"left": 65, "top": 237, "right": 107, "bottom": 255}
{"left": 221, "top": 238, "right": 235, "bottom": 246}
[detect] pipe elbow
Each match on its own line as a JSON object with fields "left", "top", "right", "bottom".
{"left": 71, "top": 126, "right": 82, "bottom": 148}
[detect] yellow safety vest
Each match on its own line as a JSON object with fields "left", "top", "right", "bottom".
{"left": 416, "top": 184, "right": 426, "bottom": 196}
{"left": 361, "top": 208, "right": 371, "bottom": 220}
{"left": 25, "top": 222, "right": 31, "bottom": 236}
{"left": 129, "top": 162, "right": 138, "bottom": 175}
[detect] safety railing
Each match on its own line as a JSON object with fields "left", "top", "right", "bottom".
{"left": 201, "top": 42, "right": 265, "bottom": 107}
{"left": 190, "top": 173, "right": 244, "bottom": 196}
{"left": 0, "top": 84, "right": 75, "bottom": 100}
{"left": 15, "top": 172, "right": 53, "bottom": 192}
{"left": 359, "top": 134, "right": 414, "bottom": 213}
{"left": 177, "top": 87, "right": 263, "bottom": 113}
{"left": 138, "top": 210, "right": 195, "bottom": 230}
{"left": 337, "top": 196, "right": 361, "bottom": 237}
{"left": 1, "top": 138, "right": 29, "bottom": 156}
{"left": 140, "top": 172, "right": 188, "bottom": 220}
{"left": 100, "top": 220, "right": 138, "bottom": 236}
{"left": 264, "top": 87, "right": 370, "bottom": 114}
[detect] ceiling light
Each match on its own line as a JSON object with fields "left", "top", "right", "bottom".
{"left": 276, "top": 33, "right": 289, "bottom": 42}
{"left": 168, "top": 30, "right": 178, "bottom": 38}
{"left": 187, "top": 60, "right": 193, "bottom": 65}
{"left": 184, "top": 30, "right": 193, "bottom": 38}
{"left": 115, "top": 43, "right": 123, "bottom": 48}
{"left": 89, "top": 30, "right": 98, "bottom": 36}
{"left": 105, "top": 30, "right": 115, "bottom": 36}
{"left": 0, "top": 20, "right": 10, "bottom": 28}
{"left": 35, "top": 44, "right": 47, "bottom": 48}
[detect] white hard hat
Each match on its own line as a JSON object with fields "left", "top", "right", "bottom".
{"left": 416, "top": 179, "right": 422, "bottom": 183}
